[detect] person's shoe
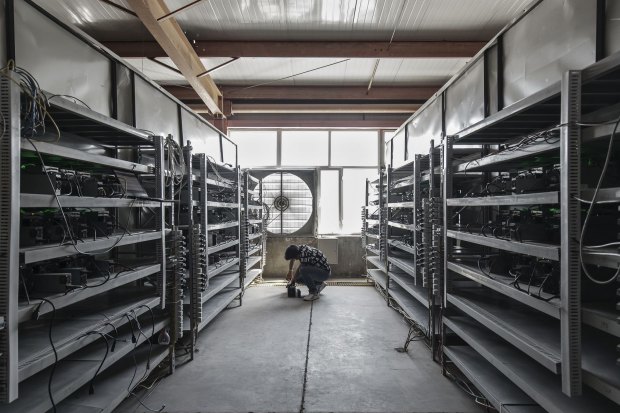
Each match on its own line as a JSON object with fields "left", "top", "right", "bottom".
{"left": 303, "top": 293, "right": 320, "bottom": 301}
{"left": 317, "top": 282, "right": 327, "bottom": 295}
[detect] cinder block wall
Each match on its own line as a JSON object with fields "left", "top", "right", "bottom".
{"left": 263, "top": 236, "right": 366, "bottom": 278}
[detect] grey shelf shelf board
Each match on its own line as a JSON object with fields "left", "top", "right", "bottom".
{"left": 366, "top": 233, "right": 380, "bottom": 240}
{"left": 207, "top": 201, "right": 239, "bottom": 208}
{"left": 207, "top": 257, "right": 240, "bottom": 279}
{"left": 207, "top": 221, "right": 239, "bottom": 230}
{"left": 366, "top": 245, "right": 380, "bottom": 255}
{"left": 247, "top": 232, "right": 263, "bottom": 241}
{"left": 447, "top": 290, "right": 561, "bottom": 373}
{"left": 20, "top": 230, "right": 163, "bottom": 264}
{"left": 202, "top": 272, "right": 241, "bottom": 304}
{"left": 198, "top": 284, "right": 241, "bottom": 332}
{"left": 20, "top": 194, "right": 168, "bottom": 209}
{"left": 18, "top": 294, "right": 160, "bottom": 382}
{"left": 207, "top": 239, "right": 239, "bottom": 255}
{"left": 246, "top": 204, "right": 263, "bottom": 210}
{"left": 367, "top": 269, "right": 388, "bottom": 290}
{"left": 58, "top": 344, "right": 169, "bottom": 413}
{"left": 579, "top": 187, "right": 620, "bottom": 203}
{"left": 4, "top": 317, "right": 168, "bottom": 413}
{"left": 446, "top": 230, "right": 560, "bottom": 260}
{"left": 388, "top": 256, "right": 416, "bottom": 277}
{"left": 18, "top": 264, "right": 161, "bottom": 323}
{"left": 443, "top": 316, "right": 619, "bottom": 413}
{"left": 387, "top": 239, "right": 416, "bottom": 255}
{"left": 44, "top": 92, "right": 153, "bottom": 146}
{"left": 247, "top": 245, "right": 262, "bottom": 255}
{"left": 387, "top": 221, "right": 415, "bottom": 230}
{"left": 387, "top": 283, "right": 429, "bottom": 334}
{"left": 248, "top": 219, "right": 262, "bottom": 224}
{"left": 366, "top": 256, "right": 386, "bottom": 272}
{"left": 447, "top": 261, "right": 560, "bottom": 318}
{"left": 388, "top": 271, "right": 429, "bottom": 308}
{"left": 204, "top": 177, "right": 235, "bottom": 189}
{"left": 366, "top": 219, "right": 380, "bottom": 225}
{"left": 21, "top": 139, "right": 151, "bottom": 174}
{"left": 582, "top": 302, "right": 620, "bottom": 337}
{"left": 454, "top": 140, "right": 560, "bottom": 173}
{"left": 446, "top": 192, "right": 559, "bottom": 206}
{"left": 246, "top": 256, "right": 261, "bottom": 269}
{"left": 443, "top": 345, "right": 545, "bottom": 413}
{"left": 582, "top": 247, "right": 620, "bottom": 269}
{"left": 244, "top": 269, "right": 262, "bottom": 289}
{"left": 387, "top": 202, "right": 415, "bottom": 208}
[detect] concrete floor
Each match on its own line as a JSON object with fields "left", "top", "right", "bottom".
{"left": 117, "top": 285, "right": 479, "bottom": 413}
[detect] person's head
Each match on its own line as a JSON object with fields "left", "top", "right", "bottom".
{"left": 284, "top": 245, "right": 300, "bottom": 261}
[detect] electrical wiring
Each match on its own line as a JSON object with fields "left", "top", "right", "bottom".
{"left": 579, "top": 115, "right": 620, "bottom": 285}
{"left": 77, "top": 331, "right": 109, "bottom": 395}
{"left": 32, "top": 298, "right": 58, "bottom": 413}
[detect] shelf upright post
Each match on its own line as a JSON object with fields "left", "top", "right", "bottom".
{"left": 381, "top": 166, "right": 389, "bottom": 296}
{"left": 413, "top": 155, "right": 422, "bottom": 287}
{"left": 440, "top": 136, "right": 453, "bottom": 372}
{"left": 154, "top": 135, "right": 167, "bottom": 309}
{"left": 260, "top": 177, "right": 266, "bottom": 281}
{"left": 236, "top": 167, "right": 243, "bottom": 304}
{"left": 240, "top": 171, "right": 249, "bottom": 291}
{"left": 0, "top": 75, "right": 20, "bottom": 403}
{"left": 199, "top": 154, "right": 209, "bottom": 296}
{"left": 560, "top": 70, "right": 582, "bottom": 397}
{"left": 182, "top": 143, "right": 197, "bottom": 357}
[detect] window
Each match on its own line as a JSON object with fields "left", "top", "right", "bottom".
{"left": 318, "top": 170, "right": 340, "bottom": 234}
{"left": 331, "top": 131, "right": 378, "bottom": 166}
{"left": 231, "top": 130, "right": 277, "bottom": 167}
{"left": 342, "top": 168, "right": 377, "bottom": 234}
{"left": 281, "top": 131, "right": 329, "bottom": 166}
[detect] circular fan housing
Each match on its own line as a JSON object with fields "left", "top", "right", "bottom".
{"left": 263, "top": 172, "right": 312, "bottom": 234}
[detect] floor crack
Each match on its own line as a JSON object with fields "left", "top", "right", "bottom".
{"left": 300, "top": 301, "right": 314, "bottom": 413}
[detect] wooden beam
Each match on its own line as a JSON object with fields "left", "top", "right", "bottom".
{"left": 104, "top": 40, "right": 485, "bottom": 58}
{"left": 219, "top": 115, "right": 408, "bottom": 129}
{"left": 187, "top": 103, "right": 419, "bottom": 114}
{"left": 126, "top": 0, "right": 222, "bottom": 114}
{"left": 165, "top": 85, "right": 439, "bottom": 102}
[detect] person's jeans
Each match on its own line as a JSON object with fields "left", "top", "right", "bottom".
{"left": 296, "top": 265, "right": 330, "bottom": 294}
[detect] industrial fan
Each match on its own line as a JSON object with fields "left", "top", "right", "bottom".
{"left": 262, "top": 172, "right": 313, "bottom": 234}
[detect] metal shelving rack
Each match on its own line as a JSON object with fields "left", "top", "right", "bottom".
{"left": 241, "top": 171, "right": 265, "bottom": 292}
{"left": 0, "top": 75, "right": 174, "bottom": 411}
{"left": 364, "top": 168, "right": 388, "bottom": 292}
{"left": 440, "top": 54, "right": 620, "bottom": 413}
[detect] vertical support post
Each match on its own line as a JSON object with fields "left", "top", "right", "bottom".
{"left": 199, "top": 154, "right": 209, "bottom": 303}
{"left": 413, "top": 155, "right": 422, "bottom": 286}
{"left": 236, "top": 167, "right": 243, "bottom": 301}
{"left": 154, "top": 135, "right": 167, "bottom": 309}
{"left": 442, "top": 136, "right": 453, "bottom": 307}
{"left": 560, "top": 70, "right": 582, "bottom": 397}
{"left": 240, "top": 171, "right": 249, "bottom": 290}
{"left": 0, "top": 75, "right": 20, "bottom": 403}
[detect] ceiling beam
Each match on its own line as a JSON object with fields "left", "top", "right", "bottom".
{"left": 104, "top": 40, "right": 485, "bottom": 58}
{"left": 219, "top": 115, "right": 408, "bottom": 129}
{"left": 188, "top": 102, "right": 421, "bottom": 114}
{"left": 165, "top": 85, "right": 439, "bottom": 102}
{"left": 126, "top": 0, "right": 222, "bottom": 114}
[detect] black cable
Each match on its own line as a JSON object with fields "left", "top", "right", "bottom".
{"left": 77, "top": 331, "right": 109, "bottom": 395}
{"left": 32, "top": 298, "right": 58, "bottom": 413}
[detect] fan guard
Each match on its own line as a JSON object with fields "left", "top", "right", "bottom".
{"left": 263, "top": 172, "right": 312, "bottom": 234}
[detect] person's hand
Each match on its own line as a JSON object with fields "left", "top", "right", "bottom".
{"left": 286, "top": 271, "right": 293, "bottom": 282}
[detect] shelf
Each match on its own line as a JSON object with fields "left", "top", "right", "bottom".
{"left": 579, "top": 187, "right": 620, "bottom": 203}
{"left": 392, "top": 178, "right": 414, "bottom": 189}
{"left": 246, "top": 204, "right": 263, "bottom": 210}
{"left": 366, "top": 233, "right": 380, "bottom": 240}
{"left": 246, "top": 256, "right": 261, "bottom": 269}
{"left": 247, "top": 232, "right": 263, "bottom": 241}
{"left": 366, "top": 256, "right": 386, "bottom": 272}
{"left": 4, "top": 317, "right": 168, "bottom": 413}
{"left": 388, "top": 256, "right": 416, "bottom": 277}
{"left": 202, "top": 272, "right": 241, "bottom": 304}
{"left": 367, "top": 269, "right": 387, "bottom": 290}
{"left": 247, "top": 219, "right": 263, "bottom": 225}
{"left": 44, "top": 92, "right": 153, "bottom": 146}
{"left": 447, "top": 290, "right": 561, "bottom": 374}
{"left": 387, "top": 202, "right": 415, "bottom": 208}
{"left": 387, "top": 282, "right": 429, "bottom": 334}
{"left": 207, "top": 201, "right": 239, "bottom": 208}
{"left": 247, "top": 245, "right": 262, "bottom": 256}
{"left": 454, "top": 140, "right": 560, "bottom": 173}
{"left": 198, "top": 284, "right": 241, "bottom": 332}
{"left": 18, "top": 293, "right": 160, "bottom": 382}
{"left": 57, "top": 343, "right": 169, "bottom": 413}
{"left": 387, "top": 239, "right": 415, "bottom": 255}
{"left": 446, "top": 191, "right": 559, "bottom": 207}
{"left": 244, "top": 269, "right": 262, "bottom": 289}
{"left": 582, "top": 302, "right": 620, "bottom": 338}
{"left": 207, "top": 239, "right": 239, "bottom": 255}
{"left": 207, "top": 221, "right": 239, "bottom": 231}
{"left": 387, "top": 221, "right": 415, "bottom": 230}
{"left": 443, "top": 346, "right": 544, "bottom": 413}
{"left": 18, "top": 264, "right": 161, "bottom": 323}
{"left": 366, "top": 245, "right": 380, "bottom": 255}
{"left": 20, "top": 194, "right": 168, "bottom": 209}
{"left": 388, "top": 271, "right": 429, "bottom": 308}
{"left": 204, "top": 177, "right": 235, "bottom": 189}
{"left": 20, "top": 230, "right": 164, "bottom": 264}
{"left": 582, "top": 247, "right": 620, "bottom": 269}
{"left": 443, "top": 316, "right": 619, "bottom": 413}
{"left": 21, "top": 139, "right": 151, "bottom": 174}
{"left": 207, "top": 257, "right": 240, "bottom": 279}
{"left": 447, "top": 261, "right": 560, "bottom": 318}
{"left": 446, "top": 230, "right": 559, "bottom": 261}
{"left": 366, "top": 219, "right": 380, "bottom": 225}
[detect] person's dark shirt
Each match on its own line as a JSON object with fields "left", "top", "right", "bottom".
{"left": 298, "top": 245, "right": 331, "bottom": 272}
